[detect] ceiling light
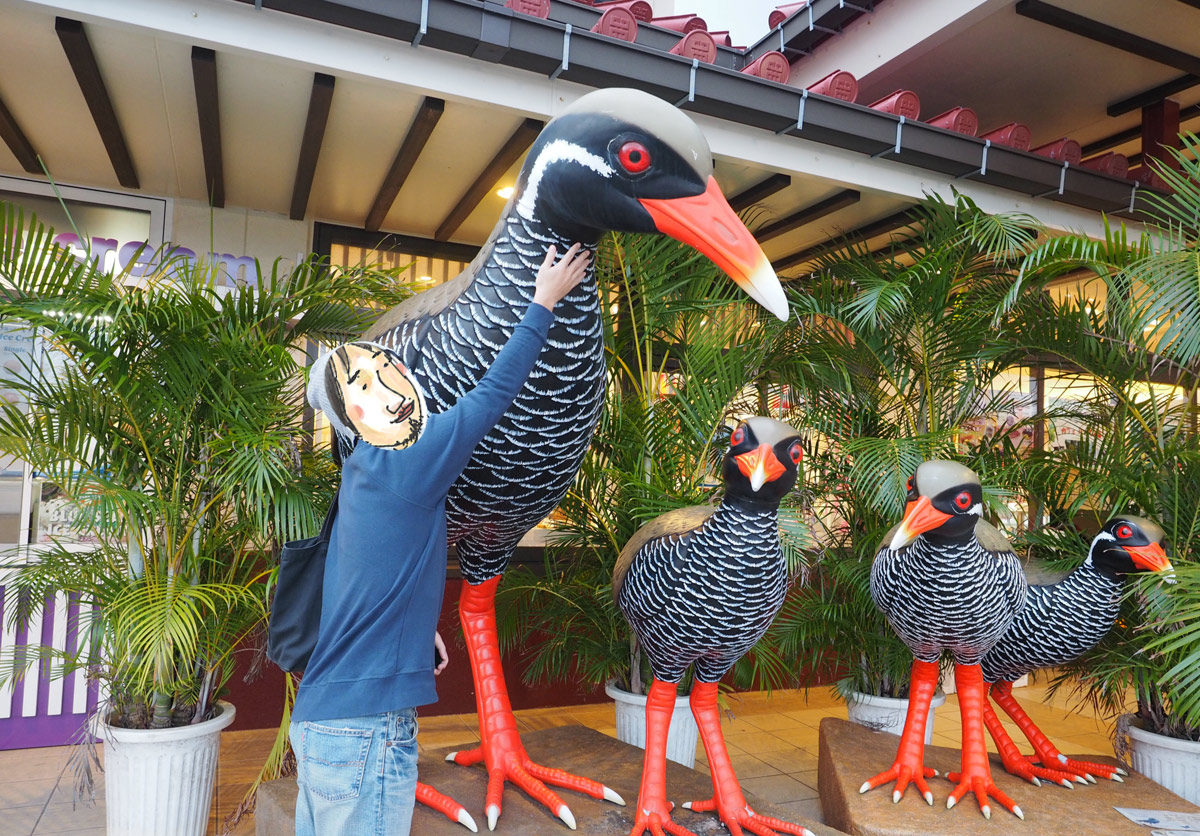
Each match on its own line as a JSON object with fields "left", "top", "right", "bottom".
{"left": 416, "top": 275, "right": 434, "bottom": 283}
{"left": 497, "top": 186, "right": 515, "bottom": 200}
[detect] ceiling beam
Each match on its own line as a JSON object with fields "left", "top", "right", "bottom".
{"left": 191, "top": 46, "right": 224, "bottom": 208}
{"left": 1015, "top": 1, "right": 1200, "bottom": 77}
{"left": 1083, "top": 102, "right": 1200, "bottom": 156}
{"left": 435, "top": 117, "right": 543, "bottom": 242}
{"left": 0, "top": 94, "right": 41, "bottom": 174}
{"left": 55, "top": 17, "right": 138, "bottom": 190}
{"left": 290, "top": 72, "right": 336, "bottom": 221}
{"left": 729, "top": 174, "right": 791, "bottom": 213}
{"left": 772, "top": 208, "right": 914, "bottom": 273}
{"left": 365, "top": 96, "right": 445, "bottom": 232}
{"left": 1107, "top": 74, "right": 1200, "bottom": 118}
{"left": 755, "top": 190, "right": 860, "bottom": 243}
{"left": 1172, "top": 0, "right": 1200, "bottom": 9}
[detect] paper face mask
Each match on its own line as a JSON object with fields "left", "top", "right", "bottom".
{"left": 326, "top": 341, "right": 427, "bottom": 449}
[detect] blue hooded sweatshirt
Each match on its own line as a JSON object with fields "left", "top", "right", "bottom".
{"left": 291, "top": 303, "right": 553, "bottom": 723}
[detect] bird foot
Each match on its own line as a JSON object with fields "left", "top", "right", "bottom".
{"left": 998, "top": 752, "right": 1085, "bottom": 788}
{"left": 416, "top": 782, "right": 479, "bottom": 832}
{"left": 446, "top": 745, "right": 623, "bottom": 830}
{"left": 683, "top": 798, "right": 815, "bottom": 836}
{"left": 859, "top": 762, "right": 939, "bottom": 806}
{"left": 945, "top": 772, "right": 1024, "bottom": 820}
{"left": 628, "top": 801, "right": 697, "bottom": 836}
{"left": 1025, "top": 753, "right": 1123, "bottom": 782}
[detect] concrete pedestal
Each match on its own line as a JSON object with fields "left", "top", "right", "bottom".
{"left": 818, "top": 717, "right": 1200, "bottom": 836}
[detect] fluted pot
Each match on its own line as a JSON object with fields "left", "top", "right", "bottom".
{"left": 97, "top": 701, "right": 236, "bottom": 836}
{"left": 1126, "top": 719, "right": 1200, "bottom": 805}
{"left": 846, "top": 690, "right": 946, "bottom": 744}
{"left": 606, "top": 682, "right": 699, "bottom": 768}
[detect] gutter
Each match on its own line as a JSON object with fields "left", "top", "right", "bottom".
{"left": 743, "top": 0, "right": 876, "bottom": 64}
{"left": 242, "top": 0, "right": 1153, "bottom": 219}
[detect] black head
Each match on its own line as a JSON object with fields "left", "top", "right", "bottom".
{"left": 889, "top": 460, "right": 983, "bottom": 550}
{"left": 722, "top": 417, "right": 802, "bottom": 508}
{"left": 507, "top": 88, "right": 788, "bottom": 319}
{"left": 1089, "top": 515, "right": 1173, "bottom": 579}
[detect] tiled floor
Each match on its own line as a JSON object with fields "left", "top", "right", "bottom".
{"left": 0, "top": 679, "right": 1124, "bottom": 835}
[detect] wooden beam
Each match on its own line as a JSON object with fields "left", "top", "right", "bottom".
{"left": 290, "top": 73, "right": 336, "bottom": 221}
{"left": 0, "top": 93, "right": 40, "bottom": 174}
{"left": 1107, "top": 74, "right": 1200, "bottom": 117}
{"left": 1015, "top": 1, "right": 1200, "bottom": 76}
{"left": 755, "top": 190, "right": 860, "bottom": 243}
{"left": 728, "top": 173, "right": 791, "bottom": 213}
{"left": 55, "top": 17, "right": 138, "bottom": 189}
{"left": 772, "top": 208, "right": 914, "bottom": 273}
{"left": 191, "top": 46, "right": 224, "bottom": 208}
{"left": 1085, "top": 102, "right": 1200, "bottom": 155}
{"left": 1172, "top": 0, "right": 1200, "bottom": 9}
{"left": 434, "top": 118, "right": 543, "bottom": 242}
{"left": 365, "top": 97, "right": 445, "bottom": 232}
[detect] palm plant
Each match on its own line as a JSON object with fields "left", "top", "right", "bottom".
{"left": 1003, "top": 135, "right": 1200, "bottom": 741}
{"left": 494, "top": 230, "right": 806, "bottom": 697}
{"left": 767, "top": 192, "right": 1042, "bottom": 699}
{"left": 0, "top": 202, "right": 407, "bottom": 731}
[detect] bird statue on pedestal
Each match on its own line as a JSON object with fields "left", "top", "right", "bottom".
{"left": 613, "top": 417, "right": 813, "bottom": 836}
{"left": 365, "top": 88, "right": 789, "bottom": 831}
{"left": 863, "top": 460, "right": 1028, "bottom": 820}
{"left": 980, "top": 515, "right": 1174, "bottom": 788}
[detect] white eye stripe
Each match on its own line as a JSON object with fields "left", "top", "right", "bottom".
{"left": 968, "top": 503, "right": 983, "bottom": 516}
{"left": 516, "top": 140, "right": 615, "bottom": 220}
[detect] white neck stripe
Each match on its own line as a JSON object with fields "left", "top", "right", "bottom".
{"left": 516, "top": 139, "right": 614, "bottom": 220}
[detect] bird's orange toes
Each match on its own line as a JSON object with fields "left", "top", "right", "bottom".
{"left": 859, "top": 762, "right": 939, "bottom": 805}
{"left": 628, "top": 806, "right": 698, "bottom": 836}
{"left": 945, "top": 774, "right": 1024, "bottom": 820}
{"left": 682, "top": 799, "right": 815, "bottom": 836}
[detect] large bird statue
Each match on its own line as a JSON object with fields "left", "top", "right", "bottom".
{"left": 863, "top": 460, "right": 1028, "bottom": 820}
{"left": 365, "top": 88, "right": 789, "bottom": 831}
{"left": 979, "top": 515, "right": 1173, "bottom": 788}
{"left": 613, "top": 417, "right": 813, "bottom": 836}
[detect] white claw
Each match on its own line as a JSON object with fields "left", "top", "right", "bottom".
{"left": 858, "top": 782, "right": 871, "bottom": 795}
{"left": 487, "top": 804, "right": 500, "bottom": 832}
{"left": 1013, "top": 806, "right": 1025, "bottom": 821}
{"left": 982, "top": 805, "right": 992, "bottom": 821}
{"left": 1116, "top": 767, "right": 1128, "bottom": 776}
{"left": 1060, "top": 779, "right": 1074, "bottom": 789}
{"left": 557, "top": 805, "right": 576, "bottom": 830}
{"left": 1031, "top": 776, "right": 1042, "bottom": 787}
{"left": 924, "top": 791, "right": 934, "bottom": 806}
{"left": 458, "top": 810, "right": 479, "bottom": 833}
{"left": 947, "top": 797, "right": 957, "bottom": 810}
{"left": 892, "top": 790, "right": 901, "bottom": 803}
{"left": 1057, "top": 754, "right": 1069, "bottom": 765}
{"left": 1085, "top": 773, "right": 1097, "bottom": 784}
{"left": 682, "top": 801, "right": 694, "bottom": 809}
{"left": 603, "top": 786, "right": 626, "bottom": 806}
{"left": 931, "top": 769, "right": 940, "bottom": 777}
{"left": 445, "top": 752, "right": 459, "bottom": 763}
{"left": 1112, "top": 773, "right": 1124, "bottom": 783}
{"left": 1073, "top": 775, "right": 1088, "bottom": 785}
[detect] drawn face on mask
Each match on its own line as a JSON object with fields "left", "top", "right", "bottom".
{"left": 328, "top": 343, "right": 426, "bottom": 449}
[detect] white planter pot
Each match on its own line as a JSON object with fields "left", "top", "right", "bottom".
{"left": 846, "top": 690, "right": 946, "bottom": 744}
{"left": 606, "top": 682, "right": 699, "bottom": 768}
{"left": 1126, "top": 720, "right": 1200, "bottom": 805}
{"left": 97, "top": 701, "right": 237, "bottom": 836}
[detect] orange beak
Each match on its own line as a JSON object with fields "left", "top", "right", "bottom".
{"left": 735, "top": 444, "right": 787, "bottom": 492}
{"left": 889, "top": 495, "right": 954, "bottom": 551}
{"left": 1126, "top": 542, "right": 1174, "bottom": 575}
{"left": 638, "top": 177, "right": 789, "bottom": 320}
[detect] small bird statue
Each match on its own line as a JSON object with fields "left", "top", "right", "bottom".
{"left": 614, "top": 417, "right": 813, "bottom": 836}
{"left": 864, "top": 460, "right": 1028, "bottom": 820}
{"left": 367, "top": 88, "right": 788, "bottom": 830}
{"left": 980, "top": 515, "right": 1174, "bottom": 788}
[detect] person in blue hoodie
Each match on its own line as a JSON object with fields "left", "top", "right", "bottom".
{"left": 293, "top": 243, "right": 590, "bottom": 836}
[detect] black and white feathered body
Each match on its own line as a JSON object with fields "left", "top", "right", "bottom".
{"left": 982, "top": 515, "right": 1171, "bottom": 684}
{"left": 870, "top": 461, "right": 1027, "bottom": 665}
{"left": 614, "top": 418, "right": 802, "bottom": 683}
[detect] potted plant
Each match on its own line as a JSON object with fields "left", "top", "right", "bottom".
{"left": 495, "top": 230, "right": 805, "bottom": 767}
{"left": 1009, "top": 135, "right": 1200, "bottom": 801}
{"left": 766, "top": 193, "right": 1041, "bottom": 738}
{"left": 0, "top": 204, "right": 405, "bottom": 835}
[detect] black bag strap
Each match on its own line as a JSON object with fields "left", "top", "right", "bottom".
{"left": 316, "top": 488, "right": 339, "bottom": 542}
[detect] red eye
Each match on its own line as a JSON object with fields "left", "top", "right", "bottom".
{"left": 906, "top": 477, "right": 914, "bottom": 492}
{"left": 1116, "top": 524, "right": 1133, "bottom": 539}
{"left": 789, "top": 442, "right": 802, "bottom": 465}
{"left": 618, "top": 141, "right": 651, "bottom": 173}
{"left": 730, "top": 426, "right": 745, "bottom": 446}
{"left": 955, "top": 491, "right": 972, "bottom": 510}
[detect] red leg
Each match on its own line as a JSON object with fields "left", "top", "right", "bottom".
{"left": 445, "top": 578, "right": 624, "bottom": 830}
{"left": 682, "top": 682, "right": 814, "bottom": 836}
{"left": 858, "top": 659, "right": 940, "bottom": 806}
{"left": 627, "top": 679, "right": 699, "bottom": 836}
{"left": 991, "top": 681, "right": 1126, "bottom": 783}
{"left": 983, "top": 698, "right": 1081, "bottom": 788}
{"left": 945, "top": 665, "right": 1023, "bottom": 820}
{"left": 417, "top": 782, "right": 479, "bottom": 832}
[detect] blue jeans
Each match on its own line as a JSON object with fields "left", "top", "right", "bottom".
{"left": 289, "top": 708, "right": 418, "bottom": 836}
